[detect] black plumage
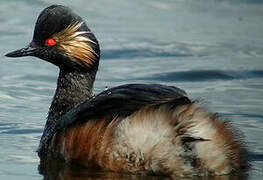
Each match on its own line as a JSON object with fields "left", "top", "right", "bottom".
{"left": 59, "top": 83, "right": 190, "bottom": 127}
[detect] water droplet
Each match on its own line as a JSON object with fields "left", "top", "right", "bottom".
{"left": 107, "top": 91, "right": 112, "bottom": 95}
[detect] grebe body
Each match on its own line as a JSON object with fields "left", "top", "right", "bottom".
{"left": 5, "top": 5, "right": 248, "bottom": 177}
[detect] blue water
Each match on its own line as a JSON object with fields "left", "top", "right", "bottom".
{"left": 0, "top": 0, "right": 263, "bottom": 179}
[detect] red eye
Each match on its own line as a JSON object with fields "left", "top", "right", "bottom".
{"left": 45, "top": 38, "right": 56, "bottom": 46}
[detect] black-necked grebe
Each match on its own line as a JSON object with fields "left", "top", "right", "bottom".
{"left": 5, "top": 5, "right": 248, "bottom": 177}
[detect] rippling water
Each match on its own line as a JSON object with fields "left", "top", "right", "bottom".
{"left": 0, "top": 0, "right": 263, "bottom": 179}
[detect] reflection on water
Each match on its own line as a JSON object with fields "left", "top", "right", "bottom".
{"left": 101, "top": 41, "right": 263, "bottom": 60}
{"left": 137, "top": 70, "right": 263, "bottom": 82}
{"left": 39, "top": 158, "right": 249, "bottom": 180}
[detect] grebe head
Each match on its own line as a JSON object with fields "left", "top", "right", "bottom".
{"left": 6, "top": 5, "right": 100, "bottom": 72}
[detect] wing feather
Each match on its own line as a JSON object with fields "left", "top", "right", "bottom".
{"left": 58, "top": 84, "right": 190, "bottom": 128}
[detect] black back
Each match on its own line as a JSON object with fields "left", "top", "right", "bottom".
{"left": 58, "top": 83, "right": 190, "bottom": 128}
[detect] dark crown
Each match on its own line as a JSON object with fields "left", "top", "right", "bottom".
{"left": 6, "top": 5, "right": 100, "bottom": 71}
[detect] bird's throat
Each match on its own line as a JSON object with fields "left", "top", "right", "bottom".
{"left": 38, "top": 69, "right": 96, "bottom": 157}
{"left": 48, "top": 69, "right": 96, "bottom": 121}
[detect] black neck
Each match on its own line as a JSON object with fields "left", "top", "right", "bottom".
{"left": 37, "top": 68, "right": 96, "bottom": 156}
{"left": 48, "top": 69, "right": 96, "bottom": 121}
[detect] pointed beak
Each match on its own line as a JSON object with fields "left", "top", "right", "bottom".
{"left": 5, "top": 44, "right": 37, "bottom": 58}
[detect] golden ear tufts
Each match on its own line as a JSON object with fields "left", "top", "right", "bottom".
{"left": 52, "top": 22, "right": 99, "bottom": 66}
